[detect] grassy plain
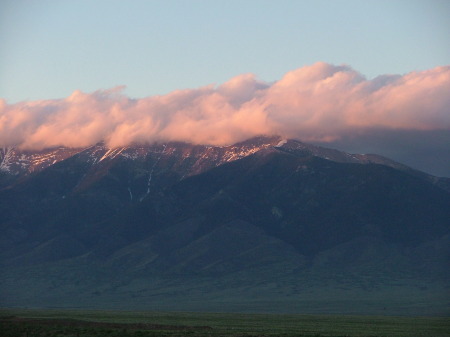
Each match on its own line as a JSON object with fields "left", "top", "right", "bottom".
{"left": 1, "top": 308, "right": 449, "bottom": 337}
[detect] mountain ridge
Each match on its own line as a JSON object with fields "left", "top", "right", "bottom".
{"left": 2, "top": 135, "right": 448, "bottom": 190}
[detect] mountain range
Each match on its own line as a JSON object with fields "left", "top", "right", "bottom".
{"left": 0, "top": 136, "right": 449, "bottom": 315}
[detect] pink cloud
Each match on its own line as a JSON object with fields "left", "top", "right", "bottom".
{"left": 1, "top": 63, "right": 449, "bottom": 150}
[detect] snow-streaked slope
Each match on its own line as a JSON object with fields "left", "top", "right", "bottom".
{"left": 0, "top": 135, "right": 435, "bottom": 189}
{"left": 0, "top": 147, "right": 83, "bottom": 176}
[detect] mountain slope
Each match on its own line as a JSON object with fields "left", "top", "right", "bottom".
{"left": 0, "top": 136, "right": 449, "bottom": 315}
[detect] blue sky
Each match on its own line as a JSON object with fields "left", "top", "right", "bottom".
{"left": 1, "top": 0, "right": 449, "bottom": 103}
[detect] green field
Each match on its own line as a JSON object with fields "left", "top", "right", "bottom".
{"left": 0, "top": 308, "right": 449, "bottom": 337}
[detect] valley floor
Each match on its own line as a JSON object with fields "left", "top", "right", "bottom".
{"left": 1, "top": 308, "right": 449, "bottom": 337}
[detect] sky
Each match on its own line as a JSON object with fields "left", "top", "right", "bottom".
{"left": 0, "top": 0, "right": 449, "bottom": 176}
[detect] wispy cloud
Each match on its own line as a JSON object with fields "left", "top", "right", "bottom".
{"left": 1, "top": 62, "right": 449, "bottom": 150}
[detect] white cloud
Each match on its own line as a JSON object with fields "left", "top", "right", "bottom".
{"left": 1, "top": 62, "right": 449, "bottom": 150}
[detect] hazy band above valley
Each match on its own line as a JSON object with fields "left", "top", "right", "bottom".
{"left": 1, "top": 62, "right": 449, "bottom": 150}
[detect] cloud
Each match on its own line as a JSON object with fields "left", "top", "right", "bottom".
{"left": 1, "top": 62, "right": 449, "bottom": 152}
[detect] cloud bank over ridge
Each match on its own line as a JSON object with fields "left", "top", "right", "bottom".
{"left": 1, "top": 62, "right": 449, "bottom": 152}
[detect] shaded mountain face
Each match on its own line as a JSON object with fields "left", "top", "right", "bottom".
{"left": 0, "top": 136, "right": 449, "bottom": 315}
